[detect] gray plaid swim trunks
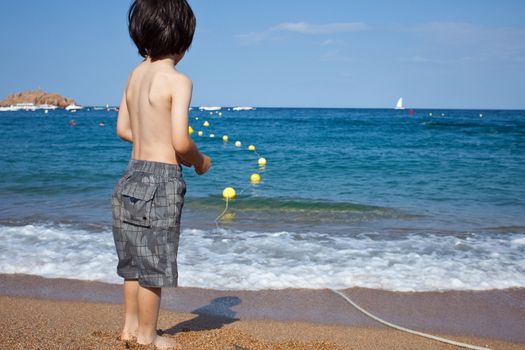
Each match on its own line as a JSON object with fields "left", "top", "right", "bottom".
{"left": 111, "top": 159, "right": 186, "bottom": 288}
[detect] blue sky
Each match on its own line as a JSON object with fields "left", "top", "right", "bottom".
{"left": 0, "top": 0, "right": 524, "bottom": 109}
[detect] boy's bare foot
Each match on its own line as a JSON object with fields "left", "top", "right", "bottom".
{"left": 153, "top": 334, "right": 180, "bottom": 349}
{"left": 120, "top": 319, "right": 139, "bottom": 341}
{"left": 137, "top": 333, "right": 180, "bottom": 349}
{"left": 120, "top": 328, "right": 138, "bottom": 341}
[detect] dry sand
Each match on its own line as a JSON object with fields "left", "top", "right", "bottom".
{"left": 1, "top": 274, "right": 524, "bottom": 350}
{"left": 1, "top": 295, "right": 522, "bottom": 350}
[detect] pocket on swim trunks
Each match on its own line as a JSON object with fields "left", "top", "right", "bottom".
{"left": 120, "top": 180, "right": 159, "bottom": 228}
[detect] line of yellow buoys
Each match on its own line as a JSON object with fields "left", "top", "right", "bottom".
{"left": 189, "top": 111, "right": 266, "bottom": 222}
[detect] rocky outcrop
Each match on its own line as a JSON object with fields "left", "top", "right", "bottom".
{"left": 0, "top": 89, "right": 77, "bottom": 108}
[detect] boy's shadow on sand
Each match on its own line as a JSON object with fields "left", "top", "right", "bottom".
{"left": 163, "top": 296, "right": 242, "bottom": 334}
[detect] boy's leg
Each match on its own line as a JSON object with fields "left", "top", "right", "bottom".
{"left": 136, "top": 285, "right": 179, "bottom": 349}
{"left": 136, "top": 285, "right": 161, "bottom": 343}
{"left": 121, "top": 279, "right": 139, "bottom": 340}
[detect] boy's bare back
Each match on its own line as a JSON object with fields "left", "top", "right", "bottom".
{"left": 117, "top": 55, "right": 211, "bottom": 173}
{"left": 118, "top": 57, "right": 192, "bottom": 165}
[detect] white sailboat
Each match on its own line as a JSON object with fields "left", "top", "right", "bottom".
{"left": 395, "top": 97, "right": 405, "bottom": 110}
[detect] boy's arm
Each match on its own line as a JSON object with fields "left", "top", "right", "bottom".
{"left": 116, "top": 80, "right": 133, "bottom": 143}
{"left": 170, "top": 75, "right": 205, "bottom": 167}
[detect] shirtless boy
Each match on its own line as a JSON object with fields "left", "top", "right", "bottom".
{"left": 111, "top": 1, "right": 211, "bottom": 348}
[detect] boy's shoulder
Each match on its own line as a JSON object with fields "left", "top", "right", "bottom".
{"left": 168, "top": 70, "right": 192, "bottom": 88}
{"left": 154, "top": 69, "right": 192, "bottom": 95}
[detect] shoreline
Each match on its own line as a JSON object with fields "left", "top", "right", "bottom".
{"left": 1, "top": 273, "right": 524, "bottom": 347}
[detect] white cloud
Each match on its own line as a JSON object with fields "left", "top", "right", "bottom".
{"left": 236, "top": 21, "right": 368, "bottom": 45}
{"left": 272, "top": 22, "right": 368, "bottom": 35}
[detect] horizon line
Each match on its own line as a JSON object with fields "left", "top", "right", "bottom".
{"left": 81, "top": 105, "right": 525, "bottom": 112}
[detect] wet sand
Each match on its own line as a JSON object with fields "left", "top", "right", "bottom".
{"left": 1, "top": 274, "right": 524, "bottom": 349}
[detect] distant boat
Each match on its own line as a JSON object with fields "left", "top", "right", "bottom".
{"left": 233, "top": 106, "right": 256, "bottom": 111}
{"left": 0, "top": 105, "right": 20, "bottom": 112}
{"left": 17, "top": 103, "right": 37, "bottom": 111}
{"left": 0, "top": 103, "right": 37, "bottom": 111}
{"left": 1, "top": 103, "right": 60, "bottom": 112}
{"left": 38, "top": 104, "right": 58, "bottom": 110}
{"left": 199, "top": 106, "right": 222, "bottom": 111}
{"left": 65, "top": 104, "right": 83, "bottom": 111}
{"left": 395, "top": 98, "right": 405, "bottom": 110}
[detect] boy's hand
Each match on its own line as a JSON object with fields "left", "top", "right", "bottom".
{"left": 176, "top": 154, "right": 192, "bottom": 167}
{"left": 195, "top": 154, "right": 212, "bottom": 175}
{"left": 181, "top": 159, "right": 192, "bottom": 167}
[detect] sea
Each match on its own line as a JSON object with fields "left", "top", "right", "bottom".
{"left": 0, "top": 107, "right": 524, "bottom": 292}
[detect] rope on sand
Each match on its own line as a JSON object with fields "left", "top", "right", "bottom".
{"left": 330, "top": 289, "right": 492, "bottom": 350}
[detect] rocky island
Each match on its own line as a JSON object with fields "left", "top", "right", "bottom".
{"left": 0, "top": 89, "right": 78, "bottom": 108}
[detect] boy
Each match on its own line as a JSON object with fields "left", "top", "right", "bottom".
{"left": 111, "top": 0, "right": 211, "bottom": 348}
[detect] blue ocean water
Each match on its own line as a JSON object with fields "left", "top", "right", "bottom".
{"left": 0, "top": 107, "right": 524, "bottom": 291}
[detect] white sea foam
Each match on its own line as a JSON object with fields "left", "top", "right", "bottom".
{"left": 0, "top": 224, "right": 524, "bottom": 291}
{"left": 510, "top": 237, "right": 525, "bottom": 247}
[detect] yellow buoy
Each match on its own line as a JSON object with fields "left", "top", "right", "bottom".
{"left": 223, "top": 187, "right": 236, "bottom": 200}
{"left": 222, "top": 135, "right": 229, "bottom": 142}
{"left": 235, "top": 141, "right": 241, "bottom": 147}
{"left": 248, "top": 144, "right": 256, "bottom": 151}
{"left": 210, "top": 112, "right": 213, "bottom": 115}
{"left": 250, "top": 173, "right": 261, "bottom": 184}
{"left": 210, "top": 133, "right": 215, "bottom": 138}
{"left": 198, "top": 131, "right": 203, "bottom": 136}
{"left": 258, "top": 157, "right": 267, "bottom": 166}
{"left": 203, "top": 121, "right": 210, "bottom": 127}
{"left": 188, "top": 126, "right": 194, "bottom": 134}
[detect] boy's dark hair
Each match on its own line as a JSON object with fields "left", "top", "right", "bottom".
{"left": 128, "top": 0, "right": 196, "bottom": 60}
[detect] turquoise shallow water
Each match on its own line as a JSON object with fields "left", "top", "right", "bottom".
{"left": 0, "top": 107, "right": 524, "bottom": 290}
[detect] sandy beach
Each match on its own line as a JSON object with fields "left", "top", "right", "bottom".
{"left": 1, "top": 274, "right": 524, "bottom": 350}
